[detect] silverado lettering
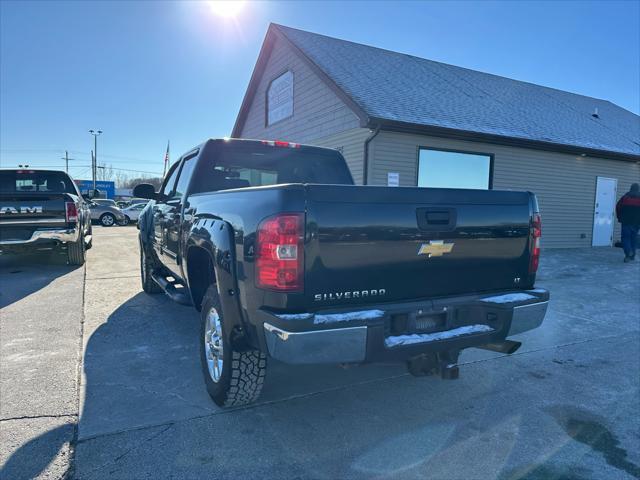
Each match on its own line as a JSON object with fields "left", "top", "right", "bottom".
{"left": 314, "top": 289, "right": 386, "bottom": 301}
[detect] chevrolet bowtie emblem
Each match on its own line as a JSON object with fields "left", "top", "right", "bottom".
{"left": 418, "top": 240, "right": 454, "bottom": 257}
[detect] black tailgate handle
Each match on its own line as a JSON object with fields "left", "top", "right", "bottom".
{"left": 416, "top": 207, "right": 457, "bottom": 231}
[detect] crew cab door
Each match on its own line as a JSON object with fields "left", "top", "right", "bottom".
{"left": 161, "top": 152, "right": 198, "bottom": 278}
{"left": 152, "top": 163, "right": 181, "bottom": 258}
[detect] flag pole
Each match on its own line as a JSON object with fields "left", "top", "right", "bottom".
{"left": 163, "top": 140, "right": 170, "bottom": 177}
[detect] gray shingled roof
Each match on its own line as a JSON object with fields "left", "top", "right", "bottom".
{"left": 275, "top": 24, "right": 640, "bottom": 158}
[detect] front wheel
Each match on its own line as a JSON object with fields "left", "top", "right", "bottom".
{"left": 200, "top": 285, "right": 267, "bottom": 407}
{"left": 100, "top": 213, "right": 116, "bottom": 227}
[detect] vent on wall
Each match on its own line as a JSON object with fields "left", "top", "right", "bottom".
{"left": 592, "top": 107, "right": 599, "bottom": 119}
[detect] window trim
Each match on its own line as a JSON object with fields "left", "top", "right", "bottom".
{"left": 415, "top": 146, "right": 494, "bottom": 190}
{"left": 170, "top": 149, "right": 200, "bottom": 201}
{"left": 265, "top": 69, "right": 294, "bottom": 127}
{"left": 159, "top": 161, "right": 181, "bottom": 198}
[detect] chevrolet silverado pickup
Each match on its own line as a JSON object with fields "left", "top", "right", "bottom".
{"left": 134, "top": 138, "right": 549, "bottom": 407}
{"left": 0, "top": 169, "right": 92, "bottom": 265}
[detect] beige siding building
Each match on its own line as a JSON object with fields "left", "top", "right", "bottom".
{"left": 233, "top": 24, "right": 640, "bottom": 248}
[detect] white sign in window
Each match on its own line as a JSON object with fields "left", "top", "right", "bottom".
{"left": 267, "top": 71, "right": 293, "bottom": 125}
{"left": 387, "top": 172, "right": 399, "bottom": 187}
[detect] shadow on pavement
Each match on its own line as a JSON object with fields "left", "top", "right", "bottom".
{"left": 0, "top": 252, "right": 80, "bottom": 309}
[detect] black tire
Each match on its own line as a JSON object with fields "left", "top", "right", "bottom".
{"left": 100, "top": 213, "right": 116, "bottom": 227}
{"left": 120, "top": 215, "right": 131, "bottom": 226}
{"left": 140, "top": 239, "right": 162, "bottom": 294}
{"left": 200, "top": 285, "right": 267, "bottom": 407}
{"left": 67, "top": 235, "right": 86, "bottom": 266}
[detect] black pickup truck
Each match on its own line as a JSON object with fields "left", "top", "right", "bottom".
{"left": 134, "top": 138, "right": 549, "bottom": 407}
{"left": 0, "top": 169, "right": 92, "bottom": 265}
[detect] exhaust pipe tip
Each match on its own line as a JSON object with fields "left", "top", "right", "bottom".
{"left": 477, "top": 340, "right": 522, "bottom": 355}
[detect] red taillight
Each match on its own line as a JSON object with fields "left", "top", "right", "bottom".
{"left": 261, "top": 140, "right": 300, "bottom": 148}
{"left": 529, "top": 213, "right": 541, "bottom": 273}
{"left": 256, "top": 213, "right": 304, "bottom": 292}
{"left": 66, "top": 202, "right": 78, "bottom": 223}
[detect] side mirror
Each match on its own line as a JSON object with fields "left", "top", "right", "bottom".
{"left": 133, "top": 183, "right": 157, "bottom": 200}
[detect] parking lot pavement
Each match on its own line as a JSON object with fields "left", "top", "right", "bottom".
{"left": 0, "top": 252, "right": 84, "bottom": 479}
{"left": 1, "top": 226, "right": 639, "bottom": 479}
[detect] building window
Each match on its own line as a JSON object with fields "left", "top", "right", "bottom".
{"left": 418, "top": 148, "right": 492, "bottom": 189}
{"left": 266, "top": 70, "right": 293, "bottom": 126}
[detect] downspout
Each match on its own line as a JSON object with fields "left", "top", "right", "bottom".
{"left": 362, "top": 125, "right": 381, "bottom": 185}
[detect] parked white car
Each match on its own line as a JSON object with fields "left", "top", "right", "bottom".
{"left": 119, "top": 202, "right": 148, "bottom": 225}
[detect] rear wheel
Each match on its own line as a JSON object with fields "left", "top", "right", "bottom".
{"left": 100, "top": 213, "right": 116, "bottom": 227}
{"left": 120, "top": 215, "right": 131, "bottom": 226}
{"left": 140, "top": 240, "right": 162, "bottom": 293}
{"left": 200, "top": 285, "right": 267, "bottom": 407}
{"left": 67, "top": 235, "right": 86, "bottom": 266}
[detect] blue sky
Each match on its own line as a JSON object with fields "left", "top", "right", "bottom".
{"left": 1, "top": 0, "right": 638, "bottom": 182}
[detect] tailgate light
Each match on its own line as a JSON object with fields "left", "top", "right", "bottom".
{"left": 529, "top": 213, "right": 541, "bottom": 274}
{"left": 66, "top": 202, "right": 78, "bottom": 223}
{"left": 261, "top": 140, "right": 301, "bottom": 148}
{"left": 256, "top": 213, "right": 304, "bottom": 292}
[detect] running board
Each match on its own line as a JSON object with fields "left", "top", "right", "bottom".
{"left": 150, "top": 271, "right": 192, "bottom": 305}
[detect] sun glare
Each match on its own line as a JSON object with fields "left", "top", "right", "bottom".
{"left": 209, "top": 0, "right": 245, "bottom": 18}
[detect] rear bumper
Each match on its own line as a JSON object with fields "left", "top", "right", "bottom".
{"left": 261, "top": 289, "right": 549, "bottom": 364}
{"left": 0, "top": 226, "right": 79, "bottom": 250}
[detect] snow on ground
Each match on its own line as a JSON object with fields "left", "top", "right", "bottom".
{"left": 385, "top": 324, "right": 494, "bottom": 348}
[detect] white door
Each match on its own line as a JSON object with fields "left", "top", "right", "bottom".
{"left": 592, "top": 177, "right": 618, "bottom": 246}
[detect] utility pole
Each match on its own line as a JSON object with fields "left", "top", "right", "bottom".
{"left": 89, "top": 129, "right": 103, "bottom": 193}
{"left": 61, "top": 150, "right": 75, "bottom": 173}
{"left": 91, "top": 150, "right": 95, "bottom": 189}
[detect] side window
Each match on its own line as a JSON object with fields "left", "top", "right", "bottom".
{"left": 160, "top": 162, "right": 181, "bottom": 197}
{"left": 417, "top": 148, "right": 492, "bottom": 190}
{"left": 173, "top": 154, "right": 197, "bottom": 200}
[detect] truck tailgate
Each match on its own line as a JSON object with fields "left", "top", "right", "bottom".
{"left": 304, "top": 185, "right": 532, "bottom": 306}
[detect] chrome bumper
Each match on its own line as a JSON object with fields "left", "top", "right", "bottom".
{"left": 508, "top": 301, "right": 549, "bottom": 336}
{"left": 263, "top": 323, "right": 367, "bottom": 364}
{"left": 262, "top": 294, "right": 549, "bottom": 365}
{"left": 0, "top": 227, "right": 79, "bottom": 246}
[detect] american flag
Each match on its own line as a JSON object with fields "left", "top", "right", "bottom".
{"left": 163, "top": 141, "right": 170, "bottom": 177}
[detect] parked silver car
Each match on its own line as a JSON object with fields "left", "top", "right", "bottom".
{"left": 119, "top": 202, "right": 148, "bottom": 225}
{"left": 88, "top": 201, "right": 126, "bottom": 226}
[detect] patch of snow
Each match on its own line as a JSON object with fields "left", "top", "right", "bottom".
{"left": 480, "top": 293, "right": 536, "bottom": 304}
{"left": 314, "top": 309, "right": 385, "bottom": 325}
{"left": 275, "top": 313, "right": 314, "bottom": 321}
{"left": 385, "top": 324, "right": 494, "bottom": 348}
{"left": 527, "top": 288, "right": 547, "bottom": 294}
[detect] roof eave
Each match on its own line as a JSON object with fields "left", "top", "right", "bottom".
{"left": 368, "top": 117, "right": 640, "bottom": 163}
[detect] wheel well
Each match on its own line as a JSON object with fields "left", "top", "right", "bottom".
{"left": 186, "top": 246, "right": 216, "bottom": 311}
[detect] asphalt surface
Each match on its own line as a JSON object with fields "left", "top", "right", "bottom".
{"left": 1, "top": 226, "right": 639, "bottom": 479}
